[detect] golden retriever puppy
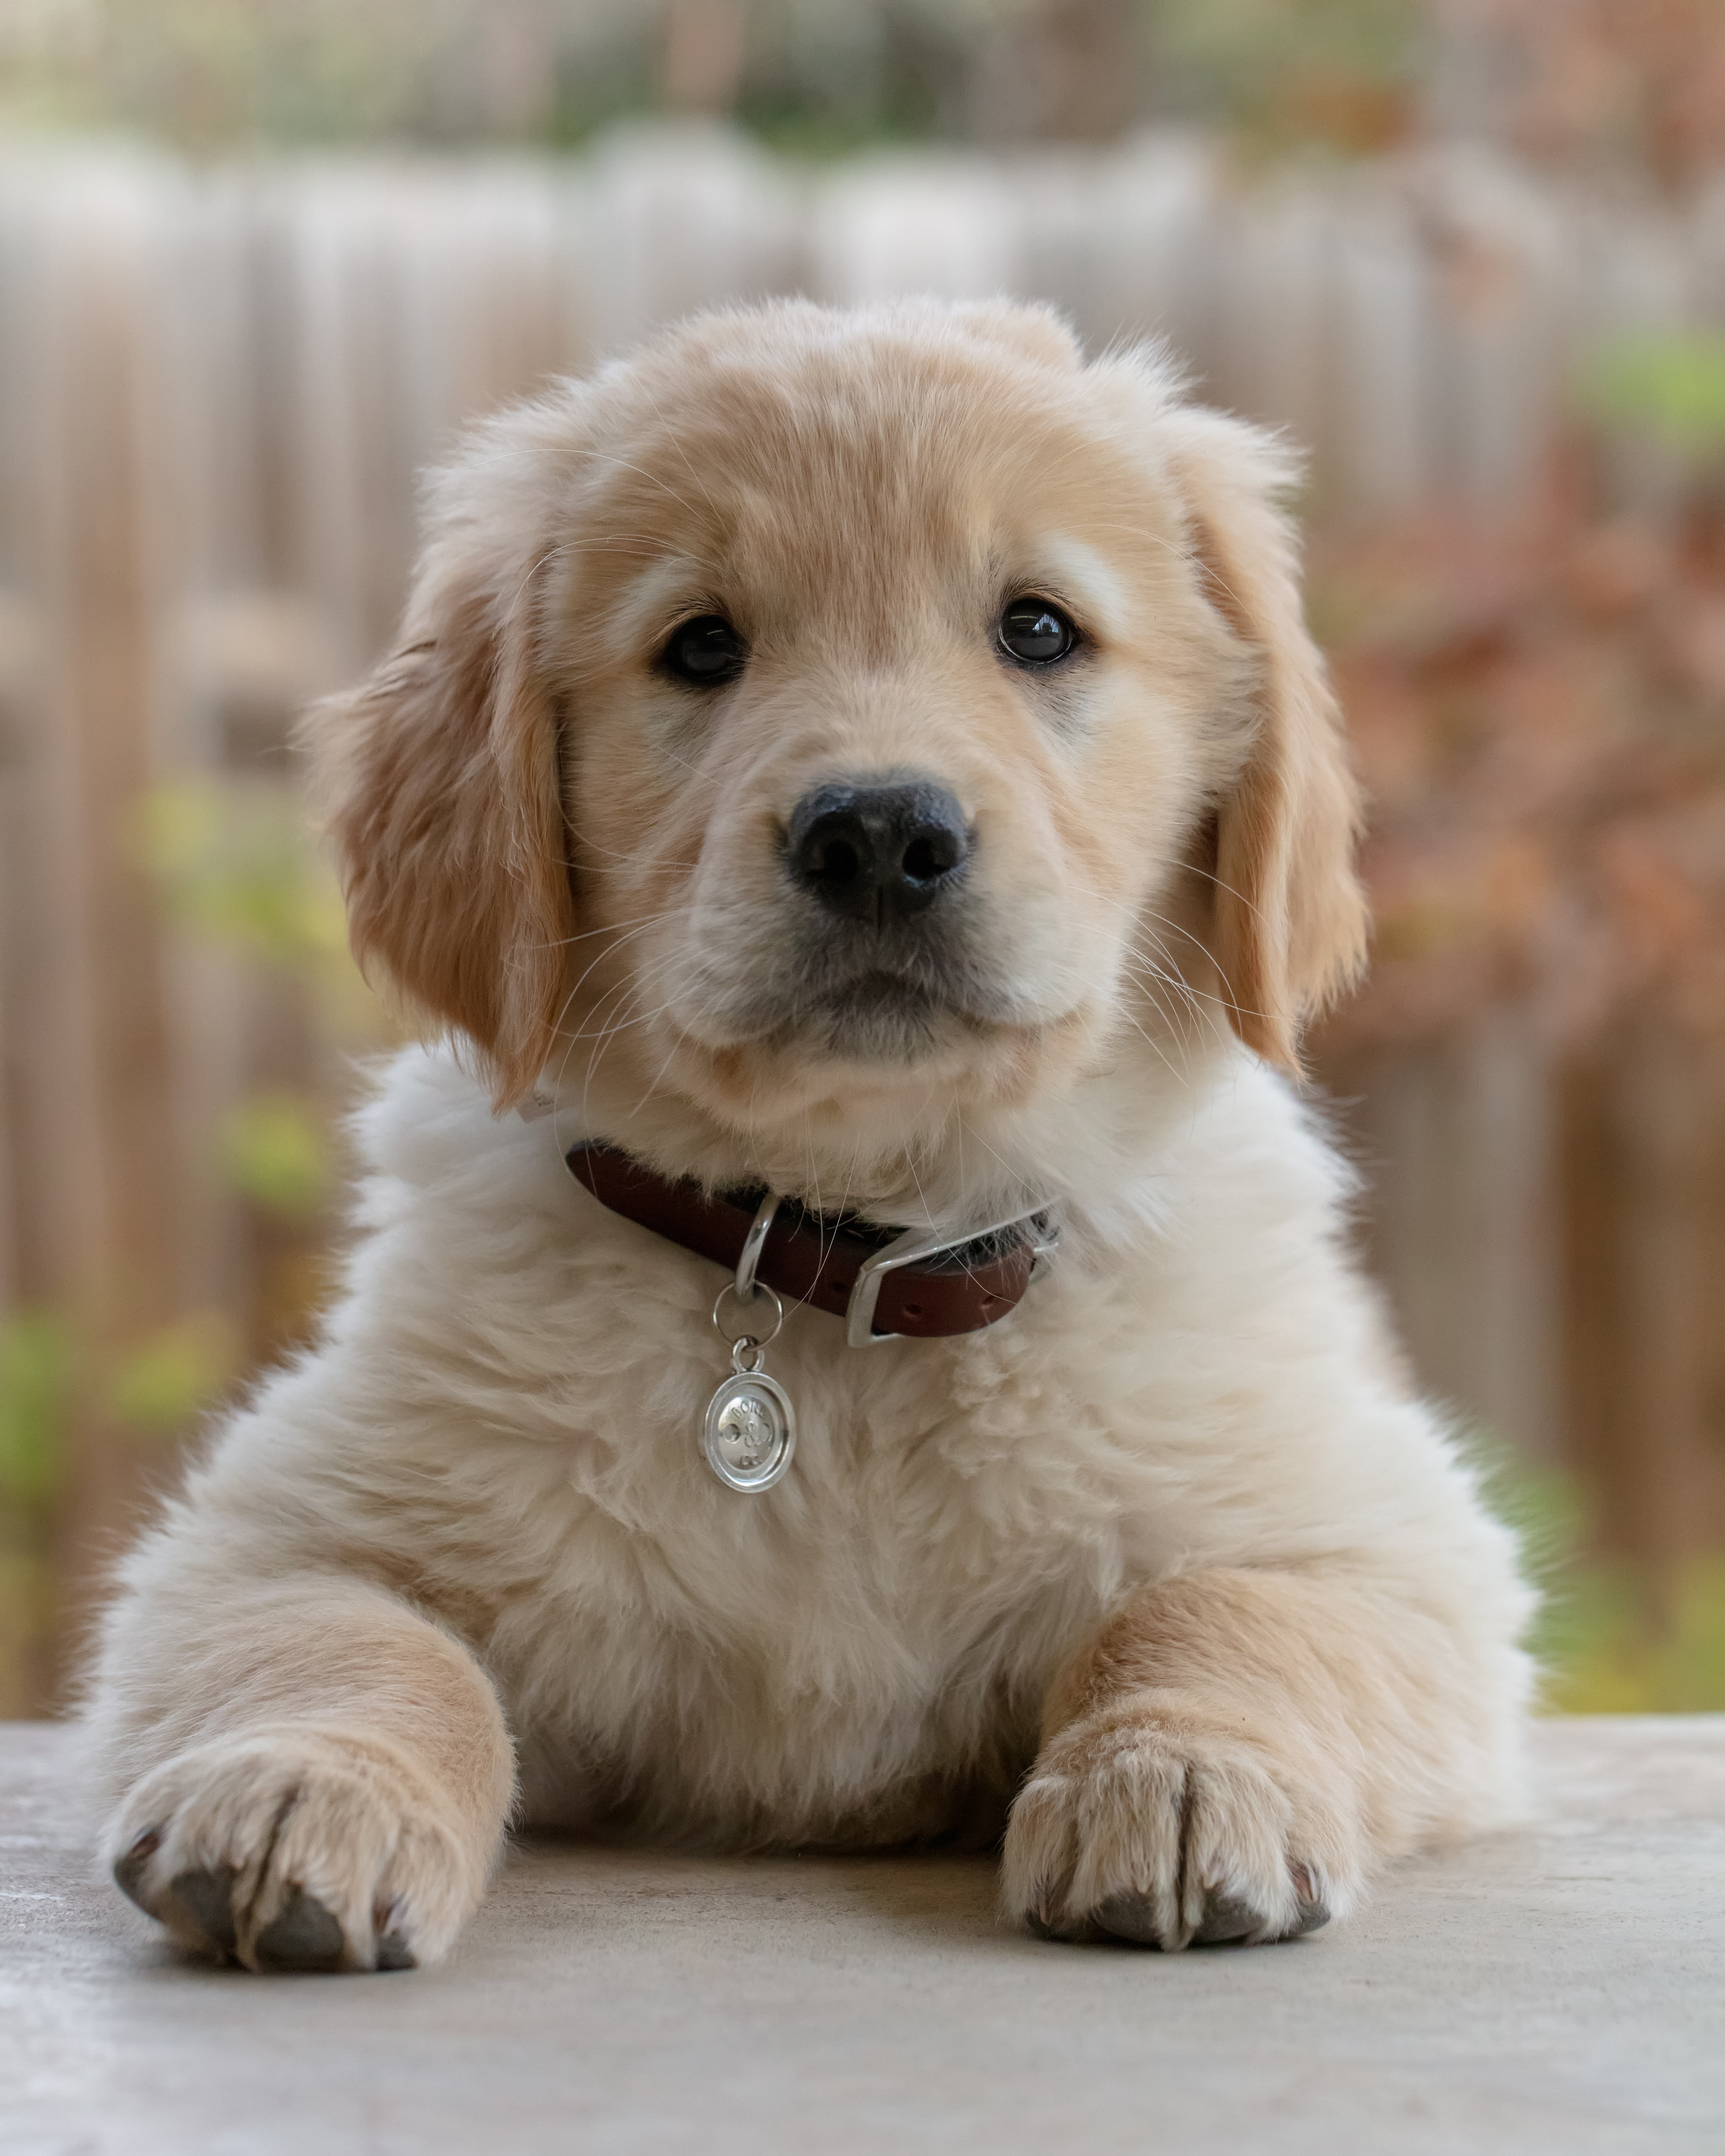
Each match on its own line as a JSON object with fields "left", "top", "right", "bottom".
{"left": 87, "top": 298, "right": 1531, "bottom": 1973}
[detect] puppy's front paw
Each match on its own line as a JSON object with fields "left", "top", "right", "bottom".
{"left": 1002, "top": 1703, "right": 1357, "bottom": 1950}
{"left": 106, "top": 1727, "right": 484, "bottom": 1973}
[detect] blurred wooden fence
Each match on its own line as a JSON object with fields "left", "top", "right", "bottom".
{"left": 4, "top": 127, "right": 1725, "bottom": 1708}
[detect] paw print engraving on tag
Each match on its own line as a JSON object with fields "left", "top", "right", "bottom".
{"left": 702, "top": 1371, "right": 796, "bottom": 1492}
{"left": 716, "top": 1393, "right": 774, "bottom": 1470}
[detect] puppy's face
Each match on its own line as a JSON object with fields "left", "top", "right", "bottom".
{"left": 316, "top": 302, "right": 1365, "bottom": 1183}
{"left": 559, "top": 321, "right": 1253, "bottom": 1142}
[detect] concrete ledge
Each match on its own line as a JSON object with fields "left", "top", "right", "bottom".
{"left": 3, "top": 1718, "right": 1722, "bottom": 2154}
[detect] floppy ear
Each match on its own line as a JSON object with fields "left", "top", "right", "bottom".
{"left": 1165, "top": 407, "right": 1367, "bottom": 1071}
{"left": 304, "top": 426, "right": 575, "bottom": 1112}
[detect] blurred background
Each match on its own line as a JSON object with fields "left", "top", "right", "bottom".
{"left": 2, "top": 0, "right": 1724, "bottom": 1718}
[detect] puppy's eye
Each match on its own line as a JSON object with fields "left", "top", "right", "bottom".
{"left": 661, "top": 615, "right": 746, "bottom": 688}
{"left": 998, "top": 597, "right": 1078, "bottom": 666}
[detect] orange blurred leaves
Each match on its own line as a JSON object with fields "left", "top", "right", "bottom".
{"left": 1314, "top": 490, "right": 1725, "bottom": 1054}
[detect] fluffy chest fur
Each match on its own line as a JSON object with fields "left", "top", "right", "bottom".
{"left": 183, "top": 1042, "right": 1470, "bottom": 1850}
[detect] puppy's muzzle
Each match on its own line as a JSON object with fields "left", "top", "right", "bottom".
{"left": 787, "top": 778, "right": 970, "bottom": 930}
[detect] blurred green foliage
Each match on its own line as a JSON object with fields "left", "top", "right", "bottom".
{"left": 105, "top": 1314, "right": 241, "bottom": 1436}
{"left": 0, "top": 0, "right": 491, "bottom": 148}
{"left": 4, "top": 0, "right": 1721, "bottom": 184}
{"left": 133, "top": 777, "right": 347, "bottom": 971}
{"left": 220, "top": 1091, "right": 333, "bottom": 1220}
{"left": 135, "top": 773, "right": 387, "bottom": 1354}
{"left": 0, "top": 1315, "right": 71, "bottom": 1712}
{"left": 1544, "top": 1557, "right": 1725, "bottom": 1714}
{"left": 0, "top": 1313, "right": 73, "bottom": 1516}
{"left": 136, "top": 775, "right": 389, "bottom": 1049}
{"left": 0, "top": 1304, "right": 238, "bottom": 1708}
{"left": 1157, "top": 0, "right": 1415, "bottom": 89}
{"left": 1579, "top": 331, "right": 1725, "bottom": 461}
{"left": 1475, "top": 1436, "right": 1725, "bottom": 1714}
{"left": 1156, "top": 0, "right": 1419, "bottom": 156}
{"left": 0, "top": 0, "right": 1426, "bottom": 157}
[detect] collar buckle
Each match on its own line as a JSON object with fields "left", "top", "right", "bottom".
{"left": 844, "top": 1202, "right": 1061, "bottom": 1349}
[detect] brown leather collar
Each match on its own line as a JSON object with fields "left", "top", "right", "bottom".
{"left": 565, "top": 1141, "right": 1058, "bottom": 1343}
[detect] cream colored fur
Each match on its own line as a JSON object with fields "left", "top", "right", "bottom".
{"left": 85, "top": 299, "right": 1532, "bottom": 1973}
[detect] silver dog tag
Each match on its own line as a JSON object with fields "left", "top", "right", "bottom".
{"left": 704, "top": 1277, "right": 796, "bottom": 1493}
{"left": 703, "top": 1355, "right": 796, "bottom": 1493}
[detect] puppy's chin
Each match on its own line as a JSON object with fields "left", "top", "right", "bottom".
{"left": 632, "top": 988, "right": 1102, "bottom": 1150}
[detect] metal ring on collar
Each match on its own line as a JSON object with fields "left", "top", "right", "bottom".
{"left": 734, "top": 1191, "right": 782, "bottom": 1303}
{"left": 712, "top": 1280, "right": 784, "bottom": 1351}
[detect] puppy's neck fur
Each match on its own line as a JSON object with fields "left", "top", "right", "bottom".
{"left": 530, "top": 1005, "right": 1237, "bottom": 1247}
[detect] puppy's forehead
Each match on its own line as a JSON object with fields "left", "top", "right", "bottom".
{"left": 571, "top": 333, "right": 1174, "bottom": 631}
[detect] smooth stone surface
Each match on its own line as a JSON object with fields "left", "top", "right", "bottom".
{"left": 2, "top": 1718, "right": 1721, "bottom": 2154}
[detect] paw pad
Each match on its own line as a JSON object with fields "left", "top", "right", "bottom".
{"left": 253, "top": 1886, "right": 349, "bottom": 1973}
{"left": 1094, "top": 1890, "right": 1167, "bottom": 1947}
{"left": 1192, "top": 1888, "right": 1262, "bottom": 1946}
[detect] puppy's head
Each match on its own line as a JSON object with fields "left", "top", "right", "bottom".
{"left": 310, "top": 300, "right": 1364, "bottom": 1179}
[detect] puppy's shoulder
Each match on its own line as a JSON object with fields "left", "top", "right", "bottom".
{"left": 1064, "top": 1047, "right": 1353, "bottom": 1266}
{"left": 346, "top": 1044, "right": 574, "bottom": 1233}
{"left": 1169, "top": 1050, "right": 1356, "bottom": 1223}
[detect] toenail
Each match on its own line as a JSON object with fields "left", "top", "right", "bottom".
{"left": 169, "top": 1865, "right": 240, "bottom": 1952}
{"left": 113, "top": 1830, "right": 164, "bottom": 1911}
{"left": 372, "top": 1897, "right": 416, "bottom": 1971}
{"left": 1290, "top": 1861, "right": 1331, "bottom": 1934}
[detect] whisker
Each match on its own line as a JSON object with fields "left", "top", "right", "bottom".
{"left": 523, "top": 909, "right": 674, "bottom": 954}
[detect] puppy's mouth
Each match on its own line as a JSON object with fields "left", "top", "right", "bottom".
{"left": 801, "top": 969, "right": 973, "bottom": 1059}
{"left": 718, "top": 945, "right": 1019, "bottom": 1063}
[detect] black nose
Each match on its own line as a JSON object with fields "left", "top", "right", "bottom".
{"left": 787, "top": 781, "right": 971, "bottom": 927}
